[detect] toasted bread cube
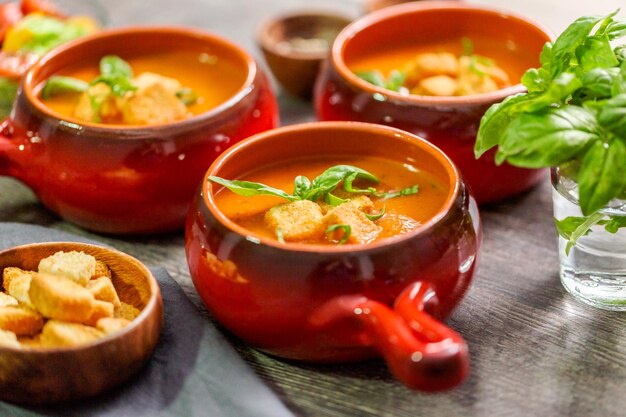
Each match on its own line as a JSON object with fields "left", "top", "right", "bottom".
{"left": 74, "top": 83, "right": 120, "bottom": 123}
{"left": 29, "top": 273, "right": 95, "bottom": 322}
{"left": 38, "top": 251, "right": 97, "bottom": 287}
{"left": 40, "top": 320, "right": 104, "bottom": 347}
{"left": 0, "top": 306, "right": 44, "bottom": 336}
{"left": 93, "top": 261, "right": 112, "bottom": 280}
{"left": 86, "top": 277, "right": 121, "bottom": 308}
{"left": 404, "top": 52, "right": 459, "bottom": 87}
{"left": 0, "top": 292, "right": 18, "bottom": 307}
{"left": 324, "top": 201, "right": 382, "bottom": 244}
{"left": 4, "top": 268, "right": 33, "bottom": 307}
{"left": 115, "top": 302, "right": 141, "bottom": 321}
{"left": 83, "top": 300, "right": 114, "bottom": 326}
{"left": 264, "top": 200, "right": 325, "bottom": 242}
{"left": 121, "top": 72, "right": 187, "bottom": 125}
{"left": 414, "top": 75, "right": 458, "bottom": 96}
{"left": 0, "top": 329, "right": 20, "bottom": 348}
{"left": 96, "top": 317, "right": 131, "bottom": 335}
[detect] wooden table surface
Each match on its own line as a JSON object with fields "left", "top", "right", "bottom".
{"left": 1, "top": 1, "right": 625, "bottom": 416}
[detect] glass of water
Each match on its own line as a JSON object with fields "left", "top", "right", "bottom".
{"left": 552, "top": 167, "right": 626, "bottom": 310}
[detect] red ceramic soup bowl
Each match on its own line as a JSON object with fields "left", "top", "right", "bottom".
{"left": 186, "top": 122, "right": 481, "bottom": 391}
{"left": 0, "top": 27, "right": 278, "bottom": 234}
{"left": 314, "top": 2, "right": 554, "bottom": 204}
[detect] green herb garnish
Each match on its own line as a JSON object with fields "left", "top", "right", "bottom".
{"left": 356, "top": 70, "right": 407, "bottom": 92}
{"left": 325, "top": 224, "right": 351, "bottom": 245}
{"left": 474, "top": 10, "right": 626, "bottom": 247}
{"left": 176, "top": 87, "right": 199, "bottom": 105}
{"left": 365, "top": 205, "right": 386, "bottom": 221}
{"left": 209, "top": 165, "right": 419, "bottom": 204}
{"left": 0, "top": 78, "right": 19, "bottom": 119}
{"left": 41, "top": 76, "right": 89, "bottom": 99}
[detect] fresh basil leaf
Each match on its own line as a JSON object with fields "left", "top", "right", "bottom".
{"left": 580, "top": 67, "right": 620, "bottom": 98}
{"left": 90, "top": 75, "right": 137, "bottom": 97}
{"left": 293, "top": 175, "right": 311, "bottom": 199}
{"left": 41, "top": 76, "right": 89, "bottom": 99}
{"left": 612, "top": 62, "right": 626, "bottom": 95}
{"left": 598, "top": 94, "right": 626, "bottom": 137}
{"left": 526, "top": 72, "right": 583, "bottom": 112}
{"left": 377, "top": 184, "right": 419, "bottom": 199}
{"left": 616, "top": 45, "right": 626, "bottom": 63}
{"left": 576, "top": 34, "right": 619, "bottom": 71}
{"left": 606, "top": 19, "right": 626, "bottom": 40}
{"left": 176, "top": 88, "right": 198, "bottom": 105}
{"left": 475, "top": 93, "right": 533, "bottom": 157}
{"left": 604, "top": 216, "right": 626, "bottom": 233}
{"left": 550, "top": 14, "right": 605, "bottom": 77}
{"left": 365, "top": 205, "right": 386, "bottom": 221}
{"left": 0, "top": 78, "right": 18, "bottom": 119}
{"left": 356, "top": 70, "right": 386, "bottom": 88}
{"left": 324, "top": 193, "right": 348, "bottom": 207}
{"left": 385, "top": 70, "right": 406, "bottom": 92}
{"left": 496, "top": 106, "right": 600, "bottom": 168}
{"left": 554, "top": 212, "right": 606, "bottom": 255}
{"left": 522, "top": 68, "right": 549, "bottom": 93}
{"left": 208, "top": 176, "right": 299, "bottom": 201}
{"left": 100, "top": 55, "right": 133, "bottom": 79}
{"left": 305, "top": 165, "right": 379, "bottom": 201}
{"left": 325, "top": 224, "right": 351, "bottom": 245}
{"left": 539, "top": 42, "right": 553, "bottom": 72}
{"left": 577, "top": 139, "right": 626, "bottom": 215}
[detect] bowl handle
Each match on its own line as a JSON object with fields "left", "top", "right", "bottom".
{"left": 310, "top": 281, "right": 469, "bottom": 391}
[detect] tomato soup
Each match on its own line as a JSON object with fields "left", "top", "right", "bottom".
{"left": 214, "top": 155, "right": 450, "bottom": 245}
{"left": 40, "top": 50, "right": 247, "bottom": 124}
{"left": 348, "top": 36, "right": 535, "bottom": 96}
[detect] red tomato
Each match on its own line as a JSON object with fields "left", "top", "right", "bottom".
{"left": 0, "top": 2, "right": 23, "bottom": 44}
{"left": 20, "top": 0, "right": 62, "bottom": 17}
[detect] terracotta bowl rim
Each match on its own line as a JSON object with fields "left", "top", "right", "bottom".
{"left": 0, "top": 241, "right": 162, "bottom": 353}
{"left": 202, "top": 121, "right": 462, "bottom": 254}
{"left": 257, "top": 10, "right": 353, "bottom": 61}
{"left": 331, "top": 1, "right": 556, "bottom": 106}
{"left": 22, "top": 25, "right": 259, "bottom": 134}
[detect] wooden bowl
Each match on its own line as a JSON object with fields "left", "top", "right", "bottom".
{"left": 0, "top": 242, "right": 163, "bottom": 404}
{"left": 257, "top": 11, "right": 351, "bottom": 99}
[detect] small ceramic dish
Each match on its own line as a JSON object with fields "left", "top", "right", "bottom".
{"left": 0, "top": 241, "right": 163, "bottom": 404}
{"left": 364, "top": 0, "right": 460, "bottom": 14}
{"left": 314, "top": 2, "right": 554, "bottom": 204}
{"left": 0, "top": 26, "right": 278, "bottom": 234}
{"left": 186, "top": 121, "right": 481, "bottom": 391}
{"left": 257, "top": 11, "right": 351, "bottom": 99}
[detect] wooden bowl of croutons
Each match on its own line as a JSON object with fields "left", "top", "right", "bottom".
{"left": 0, "top": 242, "right": 163, "bottom": 404}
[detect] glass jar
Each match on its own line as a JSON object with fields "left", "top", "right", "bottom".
{"left": 552, "top": 167, "right": 626, "bottom": 310}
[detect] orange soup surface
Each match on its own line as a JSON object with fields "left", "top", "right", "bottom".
{"left": 40, "top": 50, "right": 247, "bottom": 124}
{"left": 348, "top": 36, "right": 536, "bottom": 96}
{"left": 214, "top": 155, "right": 450, "bottom": 245}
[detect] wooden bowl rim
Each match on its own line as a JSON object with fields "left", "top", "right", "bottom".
{"left": 257, "top": 10, "right": 352, "bottom": 61}
{"left": 0, "top": 241, "right": 162, "bottom": 353}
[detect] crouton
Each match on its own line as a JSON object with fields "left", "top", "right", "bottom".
{"left": 29, "top": 273, "right": 95, "bottom": 322}
{"left": 324, "top": 200, "right": 382, "bottom": 244}
{"left": 0, "top": 292, "right": 18, "bottom": 307}
{"left": 93, "top": 260, "right": 112, "bottom": 280}
{"left": 40, "top": 320, "right": 104, "bottom": 347}
{"left": 120, "top": 73, "right": 187, "bottom": 125}
{"left": 86, "top": 277, "right": 121, "bottom": 308}
{"left": 115, "top": 302, "right": 141, "bottom": 321}
{"left": 83, "top": 300, "right": 114, "bottom": 327}
{"left": 414, "top": 75, "right": 458, "bottom": 96}
{"left": 264, "top": 200, "right": 325, "bottom": 242}
{"left": 0, "top": 306, "right": 44, "bottom": 336}
{"left": 0, "top": 329, "right": 20, "bottom": 348}
{"left": 96, "top": 317, "right": 131, "bottom": 335}
{"left": 404, "top": 52, "right": 459, "bottom": 87}
{"left": 4, "top": 268, "right": 33, "bottom": 307}
{"left": 38, "top": 251, "right": 97, "bottom": 287}
{"left": 74, "top": 83, "right": 121, "bottom": 123}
